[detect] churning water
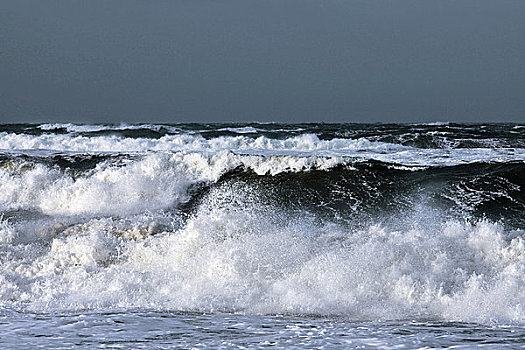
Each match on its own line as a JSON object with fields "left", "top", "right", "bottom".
{"left": 1, "top": 123, "right": 524, "bottom": 348}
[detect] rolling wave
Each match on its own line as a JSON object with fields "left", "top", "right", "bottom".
{"left": 0, "top": 123, "right": 523, "bottom": 324}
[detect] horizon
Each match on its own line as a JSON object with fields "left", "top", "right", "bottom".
{"left": 1, "top": 120, "right": 523, "bottom": 126}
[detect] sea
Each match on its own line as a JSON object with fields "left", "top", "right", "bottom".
{"left": 0, "top": 122, "right": 524, "bottom": 349}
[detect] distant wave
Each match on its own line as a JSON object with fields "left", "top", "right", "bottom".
{"left": 0, "top": 131, "right": 524, "bottom": 167}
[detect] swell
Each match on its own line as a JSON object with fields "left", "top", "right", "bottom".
{"left": 181, "top": 160, "right": 525, "bottom": 229}
{"left": 0, "top": 152, "right": 135, "bottom": 174}
{"left": 1, "top": 148, "right": 523, "bottom": 227}
{"left": 0, "top": 146, "right": 523, "bottom": 222}
{"left": 1, "top": 122, "right": 524, "bottom": 148}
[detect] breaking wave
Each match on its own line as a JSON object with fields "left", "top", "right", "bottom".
{"left": 0, "top": 123, "right": 524, "bottom": 325}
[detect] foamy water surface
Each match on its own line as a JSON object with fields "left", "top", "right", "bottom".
{"left": 1, "top": 123, "right": 524, "bottom": 348}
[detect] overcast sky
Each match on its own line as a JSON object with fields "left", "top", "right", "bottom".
{"left": 1, "top": 0, "right": 524, "bottom": 124}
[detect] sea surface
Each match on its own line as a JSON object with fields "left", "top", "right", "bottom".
{"left": 0, "top": 122, "right": 524, "bottom": 348}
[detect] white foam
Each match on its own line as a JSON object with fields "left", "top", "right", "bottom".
{"left": 1, "top": 203, "right": 524, "bottom": 324}
{"left": 417, "top": 121, "right": 451, "bottom": 126}
{"left": 216, "top": 126, "right": 259, "bottom": 134}
{"left": 2, "top": 126, "right": 523, "bottom": 324}
{"left": 39, "top": 123, "right": 109, "bottom": 133}
{"left": 1, "top": 132, "right": 524, "bottom": 167}
{"left": 38, "top": 123, "right": 180, "bottom": 134}
{"left": 0, "top": 151, "right": 344, "bottom": 216}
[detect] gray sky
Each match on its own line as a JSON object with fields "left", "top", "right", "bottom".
{"left": 1, "top": 0, "right": 524, "bottom": 124}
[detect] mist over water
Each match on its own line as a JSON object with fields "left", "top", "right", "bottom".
{"left": 1, "top": 123, "right": 524, "bottom": 348}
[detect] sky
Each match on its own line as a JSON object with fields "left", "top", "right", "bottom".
{"left": 1, "top": 0, "right": 524, "bottom": 124}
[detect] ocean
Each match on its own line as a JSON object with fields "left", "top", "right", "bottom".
{"left": 0, "top": 122, "right": 524, "bottom": 348}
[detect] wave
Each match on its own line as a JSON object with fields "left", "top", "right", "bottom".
{"left": 0, "top": 123, "right": 523, "bottom": 324}
{"left": 1, "top": 131, "right": 524, "bottom": 167}
{"left": 0, "top": 151, "right": 347, "bottom": 216}
{"left": 1, "top": 204, "right": 524, "bottom": 324}
{"left": 38, "top": 123, "right": 183, "bottom": 134}
{"left": 1, "top": 122, "right": 524, "bottom": 148}
{"left": 0, "top": 151, "right": 523, "bottom": 227}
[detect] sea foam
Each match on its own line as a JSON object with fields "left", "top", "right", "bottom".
{"left": 0, "top": 151, "right": 345, "bottom": 216}
{"left": 1, "top": 202, "right": 524, "bottom": 324}
{"left": 1, "top": 132, "right": 524, "bottom": 166}
{"left": 0, "top": 124, "right": 524, "bottom": 325}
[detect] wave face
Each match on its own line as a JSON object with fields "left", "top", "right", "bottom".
{"left": 0, "top": 123, "right": 524, "bottom": 324}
